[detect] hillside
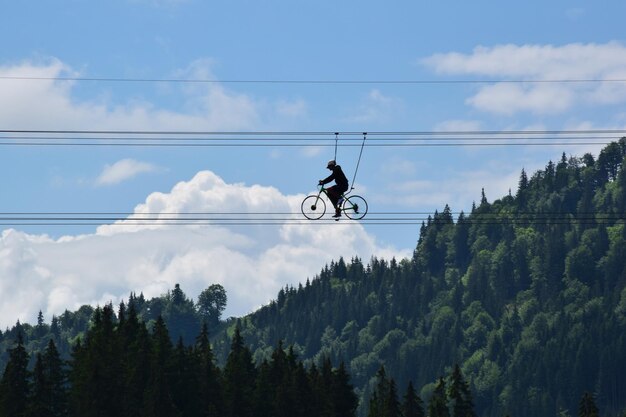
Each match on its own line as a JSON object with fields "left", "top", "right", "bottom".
{"left": 2, "top": 139, "right": 626, "bottom": 416}
{"left": 209, "top": 139, "right": 626, "bottom": 417}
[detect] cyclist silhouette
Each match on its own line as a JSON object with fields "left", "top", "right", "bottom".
{"left": 318, "top": 160, "right": 349, "bottom": 218}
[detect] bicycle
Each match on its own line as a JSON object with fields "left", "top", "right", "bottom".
{"left": 301, "top": 184, "right": 368, "bottom": 220}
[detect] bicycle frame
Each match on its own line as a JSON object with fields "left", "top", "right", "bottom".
{"left": 316, "top": 184, "right": 345, "bottom": 206}
{"left": 301, "top": 185, "right": 367, "bottom": 220}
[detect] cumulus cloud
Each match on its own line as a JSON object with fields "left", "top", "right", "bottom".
{"left": 0, "top": 59, "right": 260, "bottom": 131}
{"left": 421, "top": 42, "right": 626, "bottom": 115}
{"left": 96, "top": 159, "right": 158, "bottom": 186}
{"left": 0, "top": 171, "right": 410, "bottom": 329}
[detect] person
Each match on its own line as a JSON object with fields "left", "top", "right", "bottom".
{"left": 319, "top": 160, "right": 349, "bottom": 218}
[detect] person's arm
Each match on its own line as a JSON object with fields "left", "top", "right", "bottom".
{"left": 319, "top": 172, "right": 335, "bottom": 185}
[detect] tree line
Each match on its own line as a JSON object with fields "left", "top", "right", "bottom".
{"left": 0, "top": 306, "right": 608, "bottom": 417}
{"left": 211, "top": 139, "right": 626, "bottom": 417}
{"left": 0, "top": 283, "right": 227, "bottom": 374}
{"left": 2, "top": 139, "right": 626, "bottom": 417}
{"left": 0, "top": 301, "right": 361, "bottom": 417}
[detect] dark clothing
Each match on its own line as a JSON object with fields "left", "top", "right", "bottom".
{"left": 320, "top": 165, "right": 349, "bottom": 209}
{"left": 321, "top": 165, "right": 349, "bottom": 190}
{"left": 326, "top": 185, "right": 344, "bottom": 210}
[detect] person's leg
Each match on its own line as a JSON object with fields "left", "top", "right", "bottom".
{"left": 327, "top": 186, "right": 342, "bottom": 217}
{"left": 337, "top": 187, "right": 348, "bottom": 206}
{"left": 327, "top": 186, "right": 340, "bottom": 208}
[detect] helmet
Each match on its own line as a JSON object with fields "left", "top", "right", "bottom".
{"left": 327, "top": 160, "right": 336, "bottom": 168}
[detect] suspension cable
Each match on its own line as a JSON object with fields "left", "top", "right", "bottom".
{"left": 349, "top": 133, "right": 367, "bottom": 192}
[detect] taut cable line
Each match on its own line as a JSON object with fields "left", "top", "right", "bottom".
{"left": 0, "top": 211, "right": 623, "bottom": 227}
{"left": 2, "top": 75, "right": 626, "bottom": 84}
{"left": 0, "top": 129, "right": 623, "bottom": 148}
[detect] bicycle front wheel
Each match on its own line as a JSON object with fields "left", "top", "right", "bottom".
{"left": 343, "top": 195, "right": 368, "bottom": 220}
{"left": 301, "top": 195, "right": 326, "bottom": 220}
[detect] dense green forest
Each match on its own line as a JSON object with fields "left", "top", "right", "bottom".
{"left": 0, "top": 301, "right": 489, "bottom": 417}
{"left": 0, "top": 283, "right": 227, "bottom": 369}
{"left": 0, "top": 302, "right": 363, "bottom": 417}
{"left": 211, "top": 138, "right": 626, "bottom": 417}
{"left": 1, "top": 139, "right": 626, "bottom": 416}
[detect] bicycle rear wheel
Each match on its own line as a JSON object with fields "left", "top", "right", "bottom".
{"left": 301, "top": 195, "right": 326, "bottom": 220}
{"left": 343, "top": 195, "right": 368, "bottom": 220}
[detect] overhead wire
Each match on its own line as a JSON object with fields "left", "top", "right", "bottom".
{"left": 2, "top": 78, "right": 624, "bottom": 227}
{"left": 0, "top": 129, "right": 624, "bottom": 148}
{"left": 2, "top": 75, "right": 626, "bottom": 84}
{"left": 0, "top": 211, "right": 623, "bottom": 227}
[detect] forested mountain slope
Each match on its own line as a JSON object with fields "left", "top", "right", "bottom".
{"left": 211, "top": 139, "right": 626, "bottom": 417}
{"left": 2, "top": 139, "right": 625, "bottom": 416}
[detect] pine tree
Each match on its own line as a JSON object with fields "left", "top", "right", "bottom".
{"left": 367, "top": 390, "right": 381, "bottom": 417}
{"left": 27, "top": 353, "right": 48, "bottom": 417}
{"left": 120, "top": 302, "right": 150, "bottom": 417}
{"left": 292, "top": 361, "right": 314, "bottom": 417}
{"left": 143, "top": 316, "right": 181, "bottom": 417}
{"left": 385, "top": 379, "right": 402, "bottom": 417}
{"left": 50, "top": 316, "right": 61, "bottom": 340}
{"left": 42, "top": 339, "right": 67, "bottom": 417}
{"left": 449, "top": 364, "right": 476, "bottom": 417}
{"left": 331, "top": 362, "right": 358, "bottom": 417}
{"left": 578, "top": 392, "right": 599, "bottom": 417}
{"left": 195, "top": 323, "right": 222, "bottom": 417}
{"left": 480, "top": 188, "right": 488, "bottom": 207}
{"left": 0, "top": 333, "right": 30, "bottom": 417}
{"left": 367, "top": 366, "right": 389, "bottom": 417}
{"left": 402, "top": 381, "right": 425, "bottom": 417}
{"left": 270, "top": 340, "right": 294, "bottom": 417}
{"left": 67, "top": 306, "right": 118, "bottom": 417}
{"left": 308, "top": 362, "right": 331, "bottom": 417}
{"left": 165, "top": 284, "right": 200, "bottom": 345}
{"left": 368, "top": 366, "right": 401, "bottom": 417}
{"left": 428, "top": 378, "right": 450, "bottom": 417}
{"left": 253, "top": 360, "right": 274, "bottom": 417}
{"left": 222, "top": 326, "right": 256, "bottom": 417}
{"left": 26, "top": 342, "right": 66, "bottom": 417}
{"left": 172, "top": 337, "right": 200, "bottom": 417}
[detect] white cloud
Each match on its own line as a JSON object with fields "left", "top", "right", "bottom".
{"left": 0, "top": 171, "right": 410, "bottom": 329}
{"left": 422, "top": 42, "right": 626, "bottom": 115}
{"left": 467, "top": 83, "right": 574, "bottom": 115}
{"left": 0, "top": 59, "right": 260, "bottom": 131}
{"left": 96, "top": 159, "right": 158, "bottom": 186}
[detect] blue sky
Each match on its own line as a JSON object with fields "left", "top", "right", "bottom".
{"left": 1, "top": 1, "right": 626, "bottom": 327}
